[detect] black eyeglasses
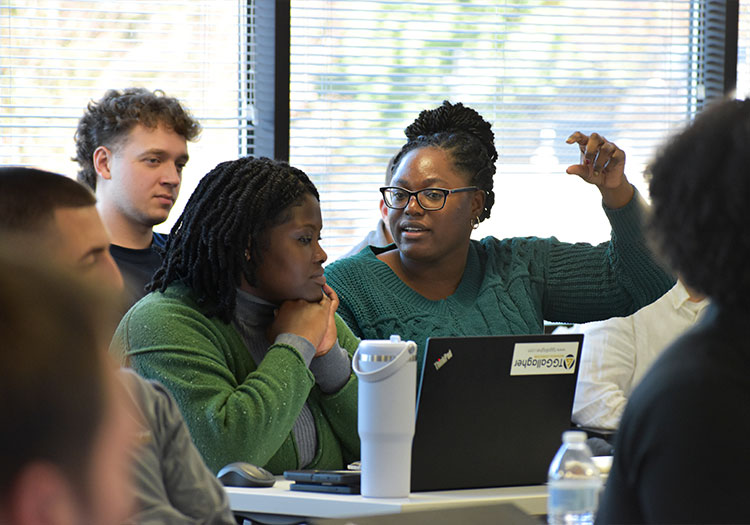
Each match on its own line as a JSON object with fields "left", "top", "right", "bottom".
{"left": 379, "top": 186, "right": 478, "bottom": 211}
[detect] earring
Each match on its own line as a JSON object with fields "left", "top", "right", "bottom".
{"left": 471, "top": 216, "right": 480, "bottom": 230}
{"left": 244, "top": 249, "right": 251, "bottom": 261}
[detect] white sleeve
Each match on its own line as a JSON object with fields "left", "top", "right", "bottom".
{"left": 569, "top": 314, "right": 637, "bottom": 431}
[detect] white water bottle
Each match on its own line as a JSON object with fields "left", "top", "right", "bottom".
{"left": 352, "top": 335, "right": 417, "bottom": 498}
{"left": 547, "top": 430, "right": 602, "bottom": 525}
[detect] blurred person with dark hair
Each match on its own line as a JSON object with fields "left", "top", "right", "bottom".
{"left": 74, "top": 87, "right": 201, "bottom": 307}
{"left": 597, "top": 97, "right": 750, "bottom": 523}
{"left": 0, "top": 251, "right": 135, "bottom": 525}
{"left": 0, "top": 167, "right": 236, "bottom": 524}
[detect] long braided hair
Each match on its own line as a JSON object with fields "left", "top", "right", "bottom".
{"left": 148, "top": 156, "right": 319, "bottom": 323}
{"left": 390, "top": 100, "right": 497, "bottom": 221}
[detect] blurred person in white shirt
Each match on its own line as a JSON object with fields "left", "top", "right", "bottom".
{"left": 558, "top": 279, "right": 707, "bottom": 433}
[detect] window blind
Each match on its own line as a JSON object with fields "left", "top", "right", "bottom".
{"left": 288, "top": 0, "right": 708, "bottom": 261}
{"left": 0, "top": 0, "right": 252, "bottom": 230}
{"left": 738, "top": 0, "right": 750, "bottom": 97}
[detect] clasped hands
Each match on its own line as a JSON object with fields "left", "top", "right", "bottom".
{"left": 266, "top": 284, "right": 339, "bottom": 358}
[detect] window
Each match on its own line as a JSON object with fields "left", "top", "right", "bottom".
{"left": 2, "top": 1, "right": 738, "bottom": 256}
{"left": 288, "top": 0, "right": 732, "bottom": 261}
{"left": 0, "top": 0, "right": 252, "bottom": 229}
{"left": 739, "top": 0, "right": 750, "bottom": 97}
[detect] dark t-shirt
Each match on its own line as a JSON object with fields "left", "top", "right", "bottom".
{"left": 110, "top": 232, "right": 167, "bottom": 310}
{"left": 597, "top": 304, "right": 750, "bottom": 524}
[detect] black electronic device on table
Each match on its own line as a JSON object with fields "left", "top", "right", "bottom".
{"left": 284, "top": 469, "right": 361, "bottom": 494}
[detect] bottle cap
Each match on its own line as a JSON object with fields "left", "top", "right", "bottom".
{"left": 562, "top": 430, "right": 587, "bottom": 443}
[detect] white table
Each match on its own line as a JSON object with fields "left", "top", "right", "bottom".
{"left": 226, "top": 479, "right": 547, "bottom": 521}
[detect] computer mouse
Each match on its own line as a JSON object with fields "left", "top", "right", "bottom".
{"left": 217, "top": 461, "right": 276, "bottom": 488}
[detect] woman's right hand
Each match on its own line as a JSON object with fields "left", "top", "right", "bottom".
{"left": 266, "top": 291, "right": 335, "bottom": 354}
{"left": 565, "top": 131, "right": 634, "bottom": 209}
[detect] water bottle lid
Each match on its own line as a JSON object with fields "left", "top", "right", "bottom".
{"left": 562, "top": 430, "right": 587, "bottom": 443}
{"left": 352, "top": 337, "right": 417, "bottom": 382}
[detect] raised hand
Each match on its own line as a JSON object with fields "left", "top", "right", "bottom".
{"left": 566, "top": 131, "right": 634, "bottom": 209}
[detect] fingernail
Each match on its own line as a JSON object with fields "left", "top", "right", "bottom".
{"left": 593, "top": 170, "right": 600, "bottom": 177}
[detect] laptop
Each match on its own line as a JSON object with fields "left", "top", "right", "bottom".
{"left": 410, "top": 333, "right": 583, "bottom": 492}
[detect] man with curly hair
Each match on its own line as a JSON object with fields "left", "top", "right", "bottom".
{"left": 74, "top": 87, "right": 201, "bottom": 307}
{"left": 597, "top": 97, "right": 750, "bottom": 523}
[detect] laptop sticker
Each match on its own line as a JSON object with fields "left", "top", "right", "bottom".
{"left": 509, "top": 341, "right": 579, "bottom": 376}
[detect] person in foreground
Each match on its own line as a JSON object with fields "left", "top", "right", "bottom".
{"left": 0, "top": 253, "right": 135, "bottom": 525}
{"left": 597, "top": 98, "right": 750, "bottom": 523}
{"left": 74, "top": 87, "right": 201, "bottom": 307}
{"left": 113, "top": 156, "right": 360, "bottom": 474}
{"left": 325, "top": 101, "right": 674, "bottom": 368}
{"left": 0, "top": 168, "right": 236, "bottom": 524}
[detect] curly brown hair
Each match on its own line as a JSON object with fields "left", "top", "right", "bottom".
{"left": 74, "top": 88, "right": 201, "bottom": 190}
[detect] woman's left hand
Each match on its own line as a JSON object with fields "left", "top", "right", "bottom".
{"left": 566, "top": 131, "right": 634, "bottom": 208}
{"left": 315, "top": 284, "right": 340, "bottom": 357}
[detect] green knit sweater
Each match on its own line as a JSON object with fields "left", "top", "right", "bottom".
{"left": 112, "top": 284, "right": 360, "bottom": 474}
{"left": 326, "top": 190, "right": 675, "bottom": 370}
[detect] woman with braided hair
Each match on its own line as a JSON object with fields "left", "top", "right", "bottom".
{"left": 112, "top": 156, "right": 359, "bottom": 474}
{"left": 325, "top": 100, "right": 675, "bottom": 373}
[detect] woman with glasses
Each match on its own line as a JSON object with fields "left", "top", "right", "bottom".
{"left": 325, "top": 100, "right": 674, "bottom": 372}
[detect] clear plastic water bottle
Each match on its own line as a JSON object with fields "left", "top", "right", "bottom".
{"left": 547, "top": 430, "right": 602, "bottom": 525}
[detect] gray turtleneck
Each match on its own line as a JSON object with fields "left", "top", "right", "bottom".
{"left": 233, "top": 288, "right": 352, "bottom": 467}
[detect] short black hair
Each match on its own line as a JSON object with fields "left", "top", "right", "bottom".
{"left": 391, "top": 100, "right": 497, "bottom": 221}
{"left": 0, "top": 167, "right": 96, "bottom": 233}
{"left": 148, "top": 156, "right": 319, "bottom": 322}
{"left": 648, "top": 97, "right": 750, "bottom": 309}
{"left": 74, "top": 87, "right": 201, "bottom": 190}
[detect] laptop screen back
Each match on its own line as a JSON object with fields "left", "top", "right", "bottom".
{"left": 410, "top": 333, "right": 583, "bottom": 491}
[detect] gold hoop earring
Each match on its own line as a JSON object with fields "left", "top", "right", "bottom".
{"left": 470, "top": 216, "right": 480, "bottom": 230}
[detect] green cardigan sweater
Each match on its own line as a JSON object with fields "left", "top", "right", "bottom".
{"left": 326, "top": 190, "right": 675, "bottom": 370}
{"left": 112, "top": 284, "right": 360, "bottom": 474}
